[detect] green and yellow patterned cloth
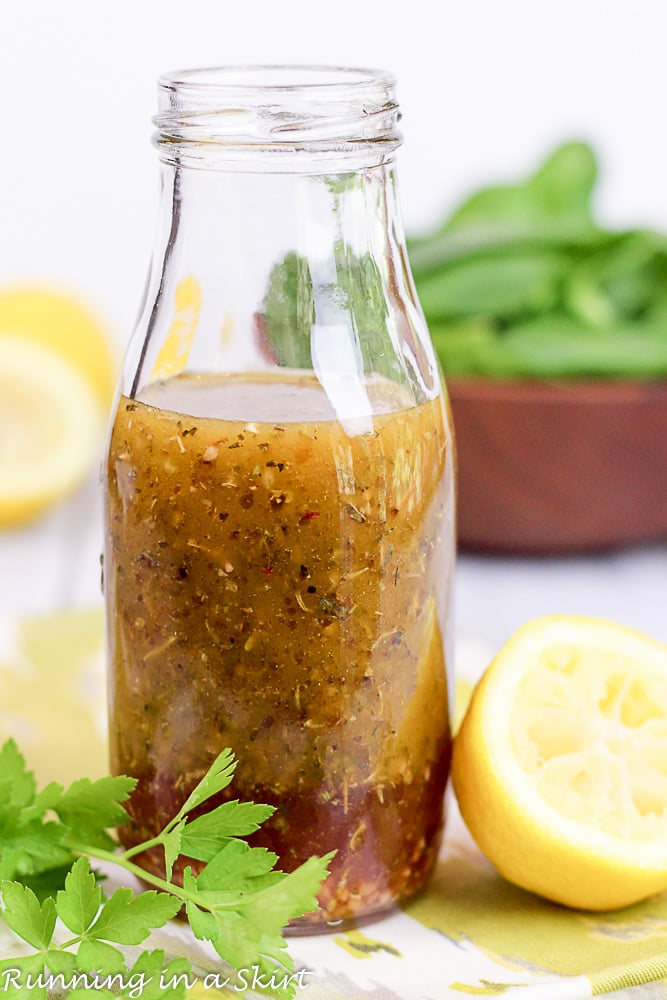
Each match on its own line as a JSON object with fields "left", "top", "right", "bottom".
{"left": 1, "top": 609, "right": 666, "bottom": 999}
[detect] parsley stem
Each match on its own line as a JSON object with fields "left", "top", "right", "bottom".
{"left": 66, "top": 843, "right": 191, "bottom": 902}
{"left": 120, "top": 836, "right": 166, "bottom": 861}
{"left": 59, "top": 936, "right": 83, "bottom": 949}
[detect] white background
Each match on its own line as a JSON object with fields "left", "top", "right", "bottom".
{"left": 2, "top": 0, "right": 667, "bottom": 347}
{"left": 0, "top": 0, "right": 665, "bottom": 649}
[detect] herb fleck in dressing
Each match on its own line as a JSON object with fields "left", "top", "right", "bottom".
{"left": 106, "top": 371, "right": 453, "bottom": 928}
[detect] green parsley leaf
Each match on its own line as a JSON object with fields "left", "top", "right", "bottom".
{"left": 42, "top": 950, "right": 77, "bottom": 975}
{"left": 21, "top": 863, "right": 78, "bottom": 903}
{"left": 0, "top": 882, "right": 56, "bottom": 950}
{"left": 180, "top": 800, "right": 275, "bottom": 862}
{"left": 189, "top": 904, "right": 292, "bottom": 990}
{"left": 67, "top": 991, "right": 114, "bottom": 1000}
{"left": 0, "top": 823, "right": 72, "bottom": 882}
{"left": 195, "top": 840, "right": 281, "bottom": 895}
{"left": 121, "top": 951, "right": 193, "bottom": 1000}
{"left": 56, "top": 857, "right": 101, "bottom": 935}
{"left": 21, "top": 781, "right": 64, "bottom": 823}
{"left": 160, "top": 819, "right": 185, "bottom": 882}
{"left": 76, "top": 939, "right": 127, "bottom": 975}
{"left": 52, "top": 775, "right": 136, "bottom": 850}
{"left": 0, "top": 740, "right": 36, "bottom": 810}
{"left": 88, "top": 888, "right": 181, "bottom": 945}
{"left": 0, "top": 954, "right": 48, "bottom": 1000}
{"left": 236, "top": 852, "right": 334, "bottom": 934}
{"left": 175, "top": 748, "right": 236, "bottom": 817}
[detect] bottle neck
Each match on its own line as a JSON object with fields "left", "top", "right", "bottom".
{"left": 128, "top": 155, "right": 421, "bottom": 398}
{"left": 123, "top": 65, "right": 436, "bottom": 409}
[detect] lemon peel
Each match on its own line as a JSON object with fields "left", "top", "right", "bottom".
{"left": 452, "top": 615, "right": 667, "bottom": 910}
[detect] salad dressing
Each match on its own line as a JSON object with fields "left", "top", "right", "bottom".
{"left": 106, "top": 371, "right": 453, "bottom": 926}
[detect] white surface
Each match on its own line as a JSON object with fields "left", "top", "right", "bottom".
{"left": 2, "top": 0, "right": 667, "bottom": 352}
{"left": 457, "top": 545, "right": 667, "bottom": 650}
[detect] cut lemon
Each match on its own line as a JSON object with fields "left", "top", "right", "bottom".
{"left": 0, "top": 336, "right": 103, "bottom": 527}
{"left": 0, "top": 287, "right": 116, "bottom": 406}
{"left": 452, "top": 616, "right": 667, "bottom": 910}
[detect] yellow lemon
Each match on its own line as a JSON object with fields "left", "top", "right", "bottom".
{"left": 0, "top": 336, "right": 103, "bottom": 527}
{"left": 0, "top": 287, "right": 116, "bottom": 406}
{"left": 452, "top": 616, "right": 667, "bottom": 911}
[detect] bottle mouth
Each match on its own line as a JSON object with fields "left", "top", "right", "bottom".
{"left": 154, "top": 65, "right": 401, "bottom": 168}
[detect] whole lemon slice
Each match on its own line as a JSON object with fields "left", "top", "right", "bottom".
{"left": 452, "top": 616, "right": 667, "bottom": 910}
{"left": 0, "top": 336, "right": 103, "bottom": 527}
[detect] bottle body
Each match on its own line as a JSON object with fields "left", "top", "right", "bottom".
{"left": 104, "top": 67, "right": 455, "bottom": 930}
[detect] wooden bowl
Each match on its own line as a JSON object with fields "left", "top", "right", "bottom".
{"left": 447, "top": 379, "right": 667, "bottom": 554}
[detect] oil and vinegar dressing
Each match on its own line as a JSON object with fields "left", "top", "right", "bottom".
{"left": 106, "top": 371, "right": 453, "bottom": 928}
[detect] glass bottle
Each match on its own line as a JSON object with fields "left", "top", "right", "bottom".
{"left": 104, "top": 66, "right": 456, "bottom": 931}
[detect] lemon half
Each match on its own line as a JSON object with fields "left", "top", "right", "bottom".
{"left": 0, "top": 336, "right": 103, "bottom": 527}
{"left": 0, "top": 288, "right": 115, "bottom": 406}
{"left": 452, "top": 616, "right": 667, "bottom": 911}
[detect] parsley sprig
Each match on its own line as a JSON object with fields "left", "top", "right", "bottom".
{"left": 0, "top": 740, "right": 333, "bottom": 998}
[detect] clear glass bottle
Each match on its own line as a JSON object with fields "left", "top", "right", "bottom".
{"left": 104, "top": 66, "right": 456, "bottom": 931}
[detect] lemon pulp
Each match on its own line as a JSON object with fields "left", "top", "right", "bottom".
{"left": 452, "top": 616, "right": 667, "bottom": 910}
{"left": 513, "top": 639, "right": 667, "bottom": 842}
{"left": 0, "top": 337, "right": 103, "bottom": 527}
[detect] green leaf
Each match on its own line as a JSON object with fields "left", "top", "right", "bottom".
{"left": 67, "top": 992, "right": 113, "bottom": 1000}
{"left": 0, "top": 881, "right": 56, "bottom": 950}
{"left": 260, "top": 242, "right": 404, "bottom": 384}
{"left": 186, "top": 852, "right": 333, "bottom": 998}
{"left": 22, "top": 863, "right": 77, "bottom": 902}
{"left": 429, "top": 320, "right": 507, "bottom": 378}
{"left": 443, "top": 142, "right": 597, "bottom": 236}
{"left": 528, "top": 142, "right": 597, "bottom": 220}
{"left": 184, "top": 898, "right": 219, "bottom": 942}
{"left": 89, "top": 888, "right": 181, "bottom": 945}
{"left": 68, "top": 991, "right": 114, "bottom": 1000}
{"left": 210, "top": 912, "right": 298, "bottom": 997}
{"left": 54, "top": 775, "right": 135, "bottom": 850}
{"left": 241, "top": 852, "right": 335, "bottom": 934}
{"left": 565, "top": 230, "right": 667, "bottom": 325}
{"left": 330, "top": 242, "right": 399, "bottom": 382}
{"left": 21, "top": 782, "right": 64, "bottom": 824}
{"left": 0, "top": 954, "right": 48, "bottom": 1000}
{"left": 500, "top": 317, "right": 667, "bottom": 378}
{"left": 76, "top": 939, "right": 127, "bottom": 975}
{"left": 44, "top": 950, "right": 77, "bottom": 975}
{"left": 416, "top": 252, "right": 565, "bottom": 319}
{"left": 407, "top": 222, "right": 605, "bottom": 277}
{"left": 176, "top": 749, "right": 236, "bottom": 818}
{"left": 181, "top": 800, "right": 274, "bottom": 862}
{"left": 195, "top": 840, "right": 280, "bottom": 894}
{"left": 188, "top": 904, "right": 293, "bottom": 990}
{"left": 121, "top": 951, "right": 194, "bottom": 1000}
{"left": 160, "top": 819, "right": 185, "bottom": 882}
{"left": 0, "top": 741, "right": 36, "bottom": 810}
{"left": 56, "top": 857, "right": 101, "bottom": 935}
{"left": 258, "top": 251, "right": 314, "bottom": 368}
{"left": 0, "top": 823, "right": 73, "bottom": 881}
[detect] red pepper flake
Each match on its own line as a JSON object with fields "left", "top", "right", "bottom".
{"left": 261, "top": 567, "right": 273, "bottom": 576}
{"left": 300, "top": 511, "right": 320, "bottom": 524}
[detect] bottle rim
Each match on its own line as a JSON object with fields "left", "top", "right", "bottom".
{"left": 153, "top": 65, "right": 402, "bottom": 168}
